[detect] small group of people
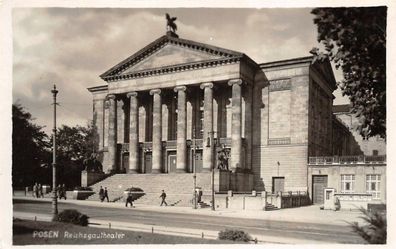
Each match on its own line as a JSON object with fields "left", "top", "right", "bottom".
{"left": 57, "top": 184, "right": 67, "bottom": 200}
{"left": 99, "top": 186, "right": 109, "bottom": 202}
{"left": 32, "top": 183, "right": 44, "bottom": 198}
{"left": 125, "top": 189, "right": 167, "bottom": 208}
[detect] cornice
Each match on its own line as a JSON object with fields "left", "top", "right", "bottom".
{"left": 259, "top": 56, "right": 314, "bottom": 69}
{"left": 102, "top": 56, "right": 241, "bottom": 83}
{"left": 87, "top": 85, "right": 108, "bottom": 93}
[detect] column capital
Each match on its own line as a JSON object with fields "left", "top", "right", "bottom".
{"left": 174, "top": 85, "right": 187, "bottom": 92}
{"left": 104, "top": 100, "right": 110, "bottom": 108}
{"left": 200, "top": 82, "right": 214, "bottom": 89}
{"left": 126, "top": 91, "right": 138, "bottom": 98}
{"left": 228, "top": 79, "right": 243, "bottom": 86}
{"left": 107, "top": 94, "right": 116, "bottom": 100}
{"left": 149, "top": 89, "right": 161, "bottom": 95}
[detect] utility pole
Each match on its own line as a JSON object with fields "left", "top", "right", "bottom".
{"left": 51, "top": 84, "right": 59, "bottom": 220}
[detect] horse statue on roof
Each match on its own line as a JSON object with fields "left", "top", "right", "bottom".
{"left": 166, "top": 13, "right": 177, "bottom": 33}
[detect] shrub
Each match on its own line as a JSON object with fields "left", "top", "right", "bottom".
{"left": 349, "top": 207, "right": 386, "bottom": 244}
{"left": 218, "top": 229, "right": 252, "bottom": 242}
{"left": 55, "top": 209, "right": 89, "bottom": 226}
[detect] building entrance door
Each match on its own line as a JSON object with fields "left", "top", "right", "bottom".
{"left": 168, "top": 153, "right": 177, "bottom": 173}
{"left": 312, "top": 175, "right": 328, "bottom": 204}
{"left": 144, "top": 152, "right": 152, "bottom": 173}
{"left": 122, "top": 153, "right": 129, "bottom": 173}
{"left": 272, "top": 177, "right": 285, "bottom": 193}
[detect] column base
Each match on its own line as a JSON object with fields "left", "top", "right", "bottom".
{"left": 151, "top": 169, "right": 163, "bottom": 174}
{"left": 176, "top": 168, "right": 187, "bottom": 173}
{"left": 127, "top": 169, "right": 139, "bottom": 174}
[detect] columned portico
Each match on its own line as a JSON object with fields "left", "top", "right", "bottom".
{"left": 127, "top": 91, "right": 139, "bottom": 173}
{"left": 89, "top": 32, "right": 260, "bottom": 194}
{"left": 200, "top": 82, "right": 214, "bottom": 171}
{"left": 174, "top": 86, "right": 187, "bottom": 172}
{"left": 107, "top": 94, "right": 117, "bottom": 173}
{"left": 150, "top": 89, "right": 162, "bottom": 173}
{"left": 228, "top": 79, "right": 243, "bottom": 171}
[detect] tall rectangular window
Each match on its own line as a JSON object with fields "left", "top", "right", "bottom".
{"left": 341, "top": 174, "right": 355, "bottom": 193}
{"left": 366, "top": 174, "right": 381, "bottom": 199}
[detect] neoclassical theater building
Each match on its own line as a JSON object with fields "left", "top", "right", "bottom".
{"left": 88, "top": 30, "right": 385, "bottom": 205}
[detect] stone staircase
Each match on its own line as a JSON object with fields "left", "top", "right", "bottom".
{"left": 87, "top": 173, "right": 213, "bottom": 207}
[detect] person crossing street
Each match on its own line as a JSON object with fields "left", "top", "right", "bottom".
{"left": 160, "top": 190, "right": 167, "bottom": 206}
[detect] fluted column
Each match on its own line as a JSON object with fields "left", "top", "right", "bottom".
{"left": 174, "top": 86, "right": 187, "bottom": 172}
{"left": 200, "top": 82, "right": 214, "bottom": 171}
{"left": 150, "top": 89, "right": 162, "bottom": 173}
{"left": 228, "top": 79, "right": 243, "bottom": 171}
{"left": 107, "top": 94, "right": 117, "bottom": 173}
{"left": 127, "top": 92, "right": 139, "bottom": 173}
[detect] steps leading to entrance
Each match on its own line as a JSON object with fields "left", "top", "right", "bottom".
{"left": 87, "top": 173, "right": 213, "bottom": 207}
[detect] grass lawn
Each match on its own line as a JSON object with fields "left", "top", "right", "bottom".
{"left": 13, "top": 218, "right": 235, "bottom": 245}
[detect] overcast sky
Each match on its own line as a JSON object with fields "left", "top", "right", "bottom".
{"left": 12, "top": 8, "right": 348, "bottom": 134}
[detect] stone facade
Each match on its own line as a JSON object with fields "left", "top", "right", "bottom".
{"left": 88, "top": 32, "right": 385, "bottom": 198}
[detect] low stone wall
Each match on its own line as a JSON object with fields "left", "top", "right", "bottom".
{"left": 207, "top": 191, "right": 310, "bottom": 211}
{"left": 335, "top": 193, "right": 375, "bottom": 210}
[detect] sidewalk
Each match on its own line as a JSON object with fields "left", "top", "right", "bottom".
{"left": 13, "top": 195, "right": 363, "bottom": 226}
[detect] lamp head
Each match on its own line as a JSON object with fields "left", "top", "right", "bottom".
{"left": 51, "top": 84, "right": 58, "bottom": 97}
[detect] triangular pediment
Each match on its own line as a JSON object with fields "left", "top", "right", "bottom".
{"left": 122, "top": 43, "right": 223, "bottom": 74}
{"left": 100, "top": 34, "right": 244, "bottom": 81}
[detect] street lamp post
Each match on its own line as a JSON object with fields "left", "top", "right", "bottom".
{"left": 206, "top": 131, "right": 218, "bottom": 211}
{"left": 51, "top": 84, "right": 59, "bottom": 220}
{"left": 192, "top": 128, "right": 197, "bottom": 209}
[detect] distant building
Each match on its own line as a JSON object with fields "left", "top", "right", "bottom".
{"left": 333, "top": 104, "right": 386, "bottom": 156}
{"left": 88, "top": 31, "right": 386, "bottom": 207}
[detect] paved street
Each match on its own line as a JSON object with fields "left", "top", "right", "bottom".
{"left": 13, "top": 198, "right": 365, "bottom": 244}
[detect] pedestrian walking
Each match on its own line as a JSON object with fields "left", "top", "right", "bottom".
{"left": 33, "top": 183, "right": 38, "bottom": 198}
{"left": 57, "top": 184, "right": 62, "bottom": 199}
{"left": 38, "top": 183, "right": 43, "bottom": 198}
{"left": 125, "top": 187, "right": 135, "bottom": 208}
{"left": 61, "top": 184, "right": 67, "bottom": 200}
{"left": 160, "top": 190, "right": 167, "bottom": 206}
{"left": 99, "top": 186, "right": 104, "bottom": 202}
{"left": 104, "top": 187, "right": 109, "bottom": 202}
